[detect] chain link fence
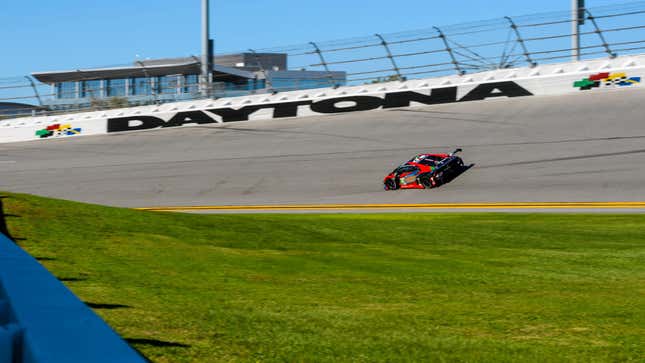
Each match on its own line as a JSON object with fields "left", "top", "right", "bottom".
{"left": 2, "top": 1, "right": 645, "bottom": 119}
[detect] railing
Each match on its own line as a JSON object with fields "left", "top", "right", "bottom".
{"left": 1, "top": 1, "right": 645, "bottom": 119}
{"left": 0, "top": 233, "right": 147, "bottom": 362}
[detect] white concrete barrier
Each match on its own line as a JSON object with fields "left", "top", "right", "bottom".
{"left": 1, "top": 55, "right": 643, "bottom": 144}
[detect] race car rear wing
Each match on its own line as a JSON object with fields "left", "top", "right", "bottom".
{"left": 435, "top": 149, "right": 463, "bottom": 171}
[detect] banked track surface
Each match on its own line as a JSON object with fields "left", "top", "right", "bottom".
{"left": 1, "top": 88, "right": 645, "bottom": 210}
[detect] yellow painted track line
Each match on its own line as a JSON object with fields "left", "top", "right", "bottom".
{"left": 135, "top": 202, "right": 645, "bottom": 212}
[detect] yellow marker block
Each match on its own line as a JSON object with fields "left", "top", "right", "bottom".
{"left": 60, "top": 124, "right": 71, "bottom": 130}
{"left": 606, "top": 73, "right": 626, "bottom": 81}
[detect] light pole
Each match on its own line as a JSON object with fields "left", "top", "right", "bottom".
{"left": 201, "top": 0, "right": 213, "bottom": 97}
{"left": 572, "top": 0, "right": 585, "bottom": 61}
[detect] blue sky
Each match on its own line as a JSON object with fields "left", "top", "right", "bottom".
{"left": 0, "top": 0, "right": 623, "bottom": 76}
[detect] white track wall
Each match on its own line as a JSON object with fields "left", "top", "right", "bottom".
{"left": 1, "top": 55, "right": 643, "bottom": 144}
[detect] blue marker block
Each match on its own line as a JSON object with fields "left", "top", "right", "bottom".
{"left": 618, "top": 77, "right": 641, "bottom": 86}
{"left": 65, "top": 128, "right": 82, "bottom": 136}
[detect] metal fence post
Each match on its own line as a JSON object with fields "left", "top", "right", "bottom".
{"left": 504, "top": 16, "right": 536, "bottom": 67}
{"left": 24, "top": 76, "right": 43, "bottom": 106}
{"left": 584, "top": 9, "right": 617, "bottom": 58}
{"left": 249, "top": 49, "right": 274, "bottom": 93}
{"left": 309, "top": 42, "right": 339, "bottom": 88}
{"left": 433, "top": 26, "right": 464, "bottom": 75}
{"left": 374, "top": 34, "right": 403, "bottom": 81}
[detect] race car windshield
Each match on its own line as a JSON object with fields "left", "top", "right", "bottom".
{"left": 394, "top": 165, "right": 418, "bottom": 174}
{"left": 418, "top": 159, "right": 437, "bottom": 166}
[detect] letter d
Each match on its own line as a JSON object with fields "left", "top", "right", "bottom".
{"left": 107, "top": 116, "right": 165, "bottom": 133}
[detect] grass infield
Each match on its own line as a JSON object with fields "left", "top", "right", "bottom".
{"left": 2, "top": 192, "right": 644, "bottom": 362}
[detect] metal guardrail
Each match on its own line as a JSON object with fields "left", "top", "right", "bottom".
{"left": 0, "top": 233, "right": 147, "bottom": 363}
{"left": 1, "top": 1, "right": 645, "bottom": 119}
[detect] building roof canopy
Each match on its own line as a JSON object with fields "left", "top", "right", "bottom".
{"left": 32, "top": 62, "right": 256, "bottom": 84}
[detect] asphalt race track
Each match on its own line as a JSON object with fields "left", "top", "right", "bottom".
{"left": 1, "top": 88, "right": 645, "bottom": 210}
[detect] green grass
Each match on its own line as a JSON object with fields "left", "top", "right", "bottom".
{"left": 2, "top": 192, "right": 644, "bottom": 363}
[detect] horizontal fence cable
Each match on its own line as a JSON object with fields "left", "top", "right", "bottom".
{"left": 399, "top": 67, "right": 466, "bottom": 77}
{"left": 296, "top": 32, "right": 452, "bottom": 57}
{"left": 518, "top": 18, "right": 575, "bottom": 28}
{"left": 531, "top": 49, "right": 618, "bottom": 63}
{"left": 348, "top": 67, "right": 457, "bottom": 82}
{"left": 522, "top": 24, "right": 645, "bottom": 43}
{"left": 601, "top": 24, "right": 645, "bottom": 33}
{"left": 346, "top": 68, "right": 399, "bottom": 77}
{"left": 487, "top": 43, "right": 612, "bottom": 62}
{"left": 611, "top": 45, "right": 645, "bottom": 53}
{"left": 290, "top": 42, "right": 382, "bottom": 56}
{"left": 517, "top": 4, "right": 645, "bottom": 27}
{"left": 591, "top": 9, "right": 645, "bottom": 19}
{"left": 398, "top": 62, "right": 455, "bottom": 71}
{"left": 310, "top": 54, "right": 391, "bottom": 67}
{"left": 390, "top": 48, "right": 448, "bottom": 59}
{"left": 379, "top": 34, "right": 442, "bottom": 46}
{"left": 0, "top": 84, "right": 35, "bottom": 90}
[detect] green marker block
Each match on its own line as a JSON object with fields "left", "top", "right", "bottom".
{"left": 573, "top": 78, "right": 594, "bottom": 88}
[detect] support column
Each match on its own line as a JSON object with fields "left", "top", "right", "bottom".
{"left": 309, "top": 42, "right": 338, "bottom": 87}
{"left": 504, "top": 16, "right": 536, "bottom": 67}
{"left": 375, "top": 34, "right": 403, "bottom": 81}
{"left": 585, "top": 9, "right": 616, "bottom": 58}
{"left": 249, "top": 49, "right": 273, "bottom": 92}
{"left": 24, "top": 76, "right": 43, "bottom": 106}
{"left": 201, "top": 0, "right": 213, "bottom": 98}
{"left": 572, "top": 0, "right": 585, "bottom": 61}
{"left": 433, "top": 26, "right": 464, "bottom": 75}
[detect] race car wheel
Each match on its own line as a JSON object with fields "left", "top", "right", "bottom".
{"left": 419, "top": 175, "right": 434, "bottom": 189}
{"left": 384, "top": 179, "right": 397, "bottom": 190}
{"left": 435, "top": 172, "right": 444, "bottom": 185}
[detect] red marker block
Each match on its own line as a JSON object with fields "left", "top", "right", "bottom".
{"left": 46, "top": 124, "right": 61, "bottom": 131}
{"left": 589, "top": 73, "right": 610, "bottom": 81}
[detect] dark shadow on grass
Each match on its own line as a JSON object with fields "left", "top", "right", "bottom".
{"left": 58, "top": 277, "right": 89, "bottom": 282}
{"left": 125, "top": 338, "right": 190, "bottom": 348}
{"left": 0, "top": 195, "right": 22, "bottom": 242}
{"left": 35, "top": 257, "right": 57, "bottom": 261}
{"left": 85, "top": 302, "right": 131, "bottom": 309}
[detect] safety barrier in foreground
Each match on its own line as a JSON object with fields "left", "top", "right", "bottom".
{"left": 0, "top": 233, "right": 146, "bottom": 363}
{"left": 0, "top": 53, "right": 643, "bottom": 144}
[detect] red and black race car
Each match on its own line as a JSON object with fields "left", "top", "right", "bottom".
{"left": 384, "top": 149, "right": 465, "bottom": 190}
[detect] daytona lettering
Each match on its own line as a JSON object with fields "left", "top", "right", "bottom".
{"left": 107, "top": 81, "right": 533, "bottom": 133}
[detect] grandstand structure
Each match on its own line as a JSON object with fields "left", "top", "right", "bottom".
{"left": 31, "top": 53, "right": 346, "bottom": 111}
{"left": 0, "top": 102, "right": 43, "bottom": 117}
